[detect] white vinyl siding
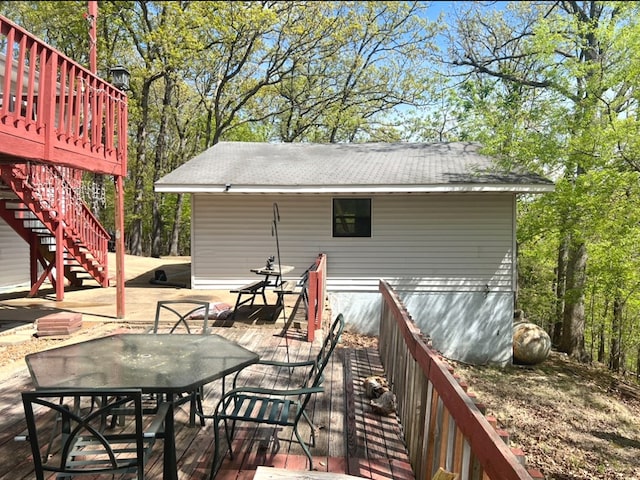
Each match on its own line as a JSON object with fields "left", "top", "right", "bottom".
{"left": 0, "top": 219, "right": 29, "bottom": 291}
{"left": 191, "top": 193, "right": 514, "bottom": 294}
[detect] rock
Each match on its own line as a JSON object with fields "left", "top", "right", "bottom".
{"left": 363, "top": 375, "right": 388, "bottom": 398}
{"left": 513, "top": 322, "right": 551, "bottom": 365}
{"left": 370, "top": 391, "right": 396, "bottom": 415}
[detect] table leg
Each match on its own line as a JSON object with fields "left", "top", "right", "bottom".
{"left": 164, "top": 395, "right": 177, "bottom": 480}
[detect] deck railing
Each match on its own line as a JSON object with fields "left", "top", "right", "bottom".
{"left": 24, "top": 163, "right": 109, "bottom": 267}
{"left": 378, "top": 280, "right": 543, "bottom": 480}
{"left": 306, "top": 252, "right": 327, "bottom": 342}
{"left": 0, "top": 14, "right": 127, "bottom": 176}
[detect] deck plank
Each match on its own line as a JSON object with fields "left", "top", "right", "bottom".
{"left": 0, "top": 325, "right": 413, "bottom": 479}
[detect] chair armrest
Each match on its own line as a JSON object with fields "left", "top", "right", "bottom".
{"left": 222, "top": 385, "right": 324, "bottom": 400}
{"left": 254, "top": 359, "right": 316, "bottom": 368}
{"left": 144, "top": 401, "right": 171, "bottom": 438}
{"left": 232, "top": 359, "right": 316, "bottom": 388}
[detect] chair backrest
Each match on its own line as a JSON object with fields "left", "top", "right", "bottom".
{"left": 303, "top": 313, "right": 345, "bottom": 392}
{"left": 292, "top": 314, "right": 344, "bottom": 422}
{"left": 152, "top": 300, "right": 210, "bottom": 334}
{"left": 21, "top": 389, "right": 149, "bottom": 480}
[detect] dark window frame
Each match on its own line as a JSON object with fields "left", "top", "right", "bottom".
{"left": 332, "top": 197, "right": 372, "bottom": 238}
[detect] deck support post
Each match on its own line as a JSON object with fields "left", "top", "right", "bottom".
{"left": 115, "top": 175, "right": 125, "bottom": 318}
{"left": 55, "top": 219, "right": 64, "bottom": 301}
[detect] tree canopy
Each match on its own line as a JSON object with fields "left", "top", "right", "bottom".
{"left": 3, "top": 1, "right": 640, "bottom": 373}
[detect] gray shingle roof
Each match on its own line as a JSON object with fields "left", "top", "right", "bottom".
{"left": 155, "top": 141, "right": 554, "bottom": 194}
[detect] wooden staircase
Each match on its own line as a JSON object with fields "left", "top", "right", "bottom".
{"left": 0, "top": 162, "right": 109, "bottom": 296}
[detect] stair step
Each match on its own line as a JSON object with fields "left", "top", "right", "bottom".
{"left": 0, "top": 167, "right": 109, "bottom": 289}
{"left": 23, "top": 221, "right": 45, "bottom": 229}
{"left": 3, "top": 201, "right": 28, "bottom": 210}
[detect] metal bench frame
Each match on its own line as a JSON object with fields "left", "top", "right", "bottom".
{"left": 230, "top": 280, "right": 269, "bottom": 319}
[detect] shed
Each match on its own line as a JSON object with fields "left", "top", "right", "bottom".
{"left": 155, "top": 141, "right": 554, "bottom": 365}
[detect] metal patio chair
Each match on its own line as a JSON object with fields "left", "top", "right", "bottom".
{"left": 18, "top": 388, "right": 170, "bottom": 480}
{"left": 151, "top": 300, "right": 211, "bottom": 426}
{"left": 208, "top": 313, "right": 345, "bottom": 478}
{"left": 151, "top": 300, "right": 211, "bottom": 334}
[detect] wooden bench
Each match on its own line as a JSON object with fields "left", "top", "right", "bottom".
{"left": 230, "top": 280, "right": 269, "bottom": 319}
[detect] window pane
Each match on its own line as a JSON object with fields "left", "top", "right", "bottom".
{"left": 333, "top": 198, "right": 371, "bottom": 237}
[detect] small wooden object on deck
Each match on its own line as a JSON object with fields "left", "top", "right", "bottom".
{"left": 432, "top": 467, "right": 458, "bottom": 480}
{"left": 253, "top": 466, "right": 363, "bottom": 479}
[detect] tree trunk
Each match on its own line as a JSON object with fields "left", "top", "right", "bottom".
{"left": 553, "top": 235, "right": 569, "bottom": 345}
{"left": 609, "top": 296, "right": 622, "bottom": 372}
{"left": 151, "top": 73, "right": 173, "bottom": 258}
{"left": 90, "top": 173, "right": 104, "bottom": 220}
{"left": 168, "top": 193, "right": 184, "bottom": 256}
{"left": 560, "top": 240, "right": 588, "bottom": 361}
{"left": 598, "top": 322, "right": 605, "bottom": 363}
{"left": 128, "top": 77, "right": 154, "bottom": 256}
{"left": 597, "top": 297, "right": 608, "bottom": 364}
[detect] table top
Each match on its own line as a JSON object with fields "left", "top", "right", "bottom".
{"left": 250, "top": 265, "right": 295, "bottom": 276}
{"left": 25, "top": 333, "right": 259, "bottom": 394}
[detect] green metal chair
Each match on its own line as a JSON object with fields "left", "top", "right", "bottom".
{"left": 208, "top": 313, "right": 345, "bottom": 479}
{"left": 19, "top": 388, "right": 170, "bottom": 480}
{"left": 151, "top": 300, "right": 211, "bottom": 334}
{"left": 151, "top": 300, "right": 211, "bottom": 426}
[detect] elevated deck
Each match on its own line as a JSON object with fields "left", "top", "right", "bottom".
{"left": 0, "top": 15, "right": 127, "bottom": 175}
{"left": 0, "top": 14, "right": 127, "bottom": 305}
{"left": 0, "top": 325, "right": 414, "bottom": 480}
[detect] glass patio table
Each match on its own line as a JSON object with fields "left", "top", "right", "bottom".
{"left": 24, "top": 333, "right": 259, "bottom": 480}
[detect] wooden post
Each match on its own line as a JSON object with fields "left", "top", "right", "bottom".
{"left": 55, "top": 219, "right": 64, "bottom": 301}
{"left": 307, "top": 269, "right": 318, "bottom": 342}
{"left": 115, "top": 174, "right": 125, "bottom": 318}
{"left": 88, "top": 2, "right": 97, "bottom": 75}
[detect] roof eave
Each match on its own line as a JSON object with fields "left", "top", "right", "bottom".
{"left": 154, "top": 183, "right": 556, "bottom": 194}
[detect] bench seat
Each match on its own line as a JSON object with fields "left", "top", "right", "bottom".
{"left": 230, "top": 280, "right": 268, "bottom": 294}
{"left": 273, "top": 280, "right": 304, "bottom": 295}
{"left": 230, "top": 280, "right": 269, "bottom": 319}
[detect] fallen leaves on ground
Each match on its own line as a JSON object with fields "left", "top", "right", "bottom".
{"left": 449, "top": 352, "right": 640, "bottom": 480}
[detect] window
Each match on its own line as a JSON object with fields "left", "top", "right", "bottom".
{"left": 332, "top": 198, "right": 371, "bottom": 237}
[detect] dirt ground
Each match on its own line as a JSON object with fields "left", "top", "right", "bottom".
{"left": 1, "top": 254, "right": 639, "bottom": 479}
{"left": 449, "top": 352, "right": 640, "bottom": 480}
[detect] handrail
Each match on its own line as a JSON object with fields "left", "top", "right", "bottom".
{"left": 4, "top": 162, "right": 109, "bottom": 281}
{"left": 0, "top": 15, "right": 127, "bottom": 176}
{"left": 378, "top": 279, "right": 543, "bottom": 480}
{"left": 25, "top": 163, "right": 109, "bottom": 266}
{"left": 307, "top": 253, "right": 327, "bottom": 341}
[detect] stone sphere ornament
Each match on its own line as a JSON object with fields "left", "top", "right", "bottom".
{"left": 513, "top": 322, "right": 551, "bottom": 365}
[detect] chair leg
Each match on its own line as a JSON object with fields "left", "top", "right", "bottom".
{"left": 210, "top": 416, "right": 234, "bottom": 480}
{"left": 294, "top": 424, "right": 314, "bottom": 471}
{"left": 195, "top": 387, "right": 206, "bottom": 427}
{"left": 301, "top": 409, "right": 318, "bottom": 446}
{"left": 224, "top": 418, "right": 235, "bottom": 458}
{"left": 189, "top": 390, "right": 205, "bottom": 427}
{"left": 210, "top": 418, "right": 222, "bottom": 480}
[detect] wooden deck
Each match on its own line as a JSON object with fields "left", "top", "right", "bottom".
{"left": 0, "top": 325, "right": 414, "bottom": 480}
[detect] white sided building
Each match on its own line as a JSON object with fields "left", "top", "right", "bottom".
{"left": 0, "top": 217, "right": 30, "bottom": 293}
{"left": 155, "top": 142, "right": 554, "bottom": 365}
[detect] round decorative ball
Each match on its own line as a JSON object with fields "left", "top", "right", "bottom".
{"left": 513, "top": 322, "right": 551, "bottom": 365}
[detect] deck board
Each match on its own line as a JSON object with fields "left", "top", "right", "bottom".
{"left": 0, "top": 325, "right": 414, "bottom": 479}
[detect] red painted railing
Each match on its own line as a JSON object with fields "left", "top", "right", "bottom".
{"left": 0, "top": 162, "right": 110, "bottom": 286}
{"left": 0, "top": 14, "right": 127, "bottom": 176}
{"left": 378, "top": 280, "right": 544, "bottom": 480}
{"left": 307, "top": 253, "right": 327, "bottom": 342}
